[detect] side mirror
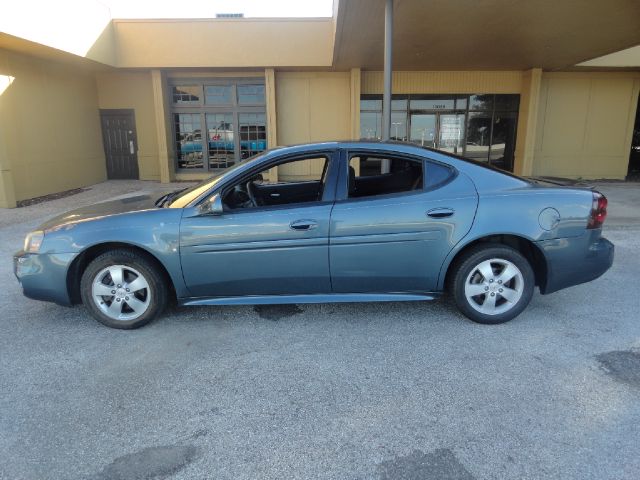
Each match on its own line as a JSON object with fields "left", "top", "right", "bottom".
{"left": 199, "top": 193, "right": 224, "bottom": 216}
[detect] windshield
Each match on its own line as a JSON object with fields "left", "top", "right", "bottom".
{"left": 167, "top": 152, "right": 268, "bottom": 208}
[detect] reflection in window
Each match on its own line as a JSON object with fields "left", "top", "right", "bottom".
{"left": 390, "top": 111, "right": 407, "bottom": 141}
{"left": 205, "top": 85, "right": 232, "bottom": 105}
{"left": 206, "top": 113, "right": 235, "bottom": 169}
{"left": 469, "top": 94, "right": 494, "bottom": 111}
{"left": 465, "top": 112, "right": 492, "bottom": 162}
{"left": 490, "top": 112, "right": 518, "bottom": 171}
{"left": 237, "top": 85, "right": 265, "bottom": 104}
{"left": 359, "top": 93, "right": 520, "bottom": 171}
{"left": 361, "top": 111, "right": 382, "bottom": 140}
{"left": 239, "top": 113, "right": 267, "bottom": 159}
{"left": 174, "top": 113, "right": 203, "bottom": 169}
{"left": 172, "top": 86, "right": 200, "bottom": 104}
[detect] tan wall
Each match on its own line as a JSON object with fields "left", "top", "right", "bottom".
{"left": 275, "top": 71, "right": 352, "bottom": 179}
{"left": 0, "top": 48, "right": 105, "bottom": 206}
{"left": 276, "top": 71, "right": 352, "bottom": 144}
{"left": 96, "top": 72, "right": 160, "bottom": 180}
{"left": 114, "top": 19, "right": 334, "bottom": 68}
{"left": 533, "top": 72, "right": 640, "bottom": 179}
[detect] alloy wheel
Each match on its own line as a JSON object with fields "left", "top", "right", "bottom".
{"left": 91, "top": 265, "right": 151, "bottom": 321}
{"left": 464, "top": 258, "right": 524, "bottom": 315}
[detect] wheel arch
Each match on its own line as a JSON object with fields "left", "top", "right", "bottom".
{"left": 66, "top": 242, "right": 177, "bottom": 305}
{"left": 440, "top": 234, "right": 548, "bottom": 292}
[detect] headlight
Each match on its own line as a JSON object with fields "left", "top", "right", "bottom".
{"left": 23, "top": 231, "right": 44, "bottom": 253}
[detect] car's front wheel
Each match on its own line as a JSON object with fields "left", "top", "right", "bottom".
{"left": 80, "top": 249, "right": 168, "bottom": 329}
{"left": 449, "top": 244, "right": 534, "bottom": 324}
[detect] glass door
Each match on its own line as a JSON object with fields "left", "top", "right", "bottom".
{"left": 409, "top": 114, "right": 437, "bottom": 147}
{"left": 438, "top": 114, "right": 465, "bottom": 155}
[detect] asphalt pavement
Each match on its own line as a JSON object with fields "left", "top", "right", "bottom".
{"left": 1, "top": 180, "right": 639, "bottom": 480}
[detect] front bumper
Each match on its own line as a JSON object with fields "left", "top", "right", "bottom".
{"left": 536, "top": 231, "right": 614, "bottom": 294}
{"left": 14, "top": 250, "right": 77, "bottom": 306}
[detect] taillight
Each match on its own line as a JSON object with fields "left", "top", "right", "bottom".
{"left": 587, "top": 191, "right": 608, "bottom": 229}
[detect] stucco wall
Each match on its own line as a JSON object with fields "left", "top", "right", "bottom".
{"left": 533, "top": 72, "right": 640, "bottom": 179}
{"left": 0, "top": 49, "right": 105, "bottom": 206}
{"left": 275, "top": 71, "right": 352, "bottom": 180}
{"left": 96, "top": 72, "right": 160, "bottom": 181}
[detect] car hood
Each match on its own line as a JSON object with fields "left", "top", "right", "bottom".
{"left": 39, "top": 194, "right": 161, "bottom": 231}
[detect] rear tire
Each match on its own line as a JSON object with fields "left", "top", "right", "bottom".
{"left": 80, "top": 249, "right": 168, "bottom": 329}
{"left": 448, "top": 243, "right": 534, "bottom": 325}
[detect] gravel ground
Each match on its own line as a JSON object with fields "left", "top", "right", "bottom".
{"left": 0, "top": 180, "right": 639, "bottom": 480}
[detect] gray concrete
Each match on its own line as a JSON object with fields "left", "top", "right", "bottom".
{"left": 1, "top": 180, "right": 639, "bottom": 480}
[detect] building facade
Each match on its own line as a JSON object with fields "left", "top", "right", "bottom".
{"left": 1, "top": 0, "right": 639, "bottom": 208}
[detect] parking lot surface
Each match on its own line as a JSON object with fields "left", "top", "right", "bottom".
{"left": 1, "top": 180, "right": 639, "bottom": 480}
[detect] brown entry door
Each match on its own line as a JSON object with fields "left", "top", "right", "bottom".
{"left": 100, "top": 109, "right": 139, "bottom": 179}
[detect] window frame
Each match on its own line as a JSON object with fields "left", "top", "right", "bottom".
{"left": 170, "top": 78, "right": 267, "bottom": 173}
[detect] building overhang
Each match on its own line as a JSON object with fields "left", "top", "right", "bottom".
{"left": 333, "top": 0, "right": 640, "bottom": 70}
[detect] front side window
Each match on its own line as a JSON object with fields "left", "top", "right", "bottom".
{"left": 348, "top": 155, "right": 423, "bottom": 198}
{"left": 223, "top": 155, "right": 330, "bottom": 210}
{"left": 171, "top": 79, "right": 267, "bottom": 172}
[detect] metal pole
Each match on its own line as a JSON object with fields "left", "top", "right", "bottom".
{"left": 382, "top": 0, "right": 393, "bottom": 142}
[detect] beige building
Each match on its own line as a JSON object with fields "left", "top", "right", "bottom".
{"left": 1, "top": 0, "right": 639, "bottom": 208}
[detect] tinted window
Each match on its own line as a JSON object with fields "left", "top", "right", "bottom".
{"left": 348, "top": 155, "right": 423, "bottom": 198}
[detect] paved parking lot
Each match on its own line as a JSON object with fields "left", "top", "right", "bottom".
{"left": 1, "top": 180, "right": 639, "bottom": 480}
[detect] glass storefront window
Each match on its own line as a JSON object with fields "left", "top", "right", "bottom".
{"left": 465, "top": 112, "right": 492, "bottom": 162}
{"left": 237, "top": 85, "right": 265, "bottom": 105}
{"left": 239, "top": 113, "right": 267, "bottom": 159}
{"left": 361, "top": 111, "right": 382, "bottom": 140}
{"left": 494, "top": 94, "right": 520, "bottom": 111}
{"left": 361, "top": 99, "right": 382, "bottom": 111}
{"left": 205, "top": 85, "right": 232, "bottom": 105}
{"left": 172, "top": 86, "right": 200, "bottom": 104}
{"left": 174, "top": 113, "right": 204, "bottom": 169}
{"left": 360, "top": 93, "right": 519, "bottom": 171}
{"left": 171, "top": 80, "right": 266, "bottom": 171}
{"left": 206, "top": 113, "right": 235, "bottom": 169}
{"left": 469, "top": 94, "right": 494, "bottom": 111}
{"left": 390, "top": 111, "right": 407, "bottom": 141}
{"left": 490, "top": 111, "right": 518, "bottom": 171}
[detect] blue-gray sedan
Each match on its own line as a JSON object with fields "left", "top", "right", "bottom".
{"left": 14, "top": 142, "right": 614, "bottom": 329}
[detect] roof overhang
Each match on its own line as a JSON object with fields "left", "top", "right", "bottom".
{"left": 333, "top": 0, "right": 640, "bottom": 70}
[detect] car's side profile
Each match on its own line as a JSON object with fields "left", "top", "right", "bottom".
{"left": 14, "top": 142, "right": 614, "bottom": 329}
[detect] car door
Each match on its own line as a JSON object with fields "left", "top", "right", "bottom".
{"left": 179, "top": 151, "right": 339, "bottom": 298}
{"left": 329, "top": 149, "right": 478, "bottom": 293}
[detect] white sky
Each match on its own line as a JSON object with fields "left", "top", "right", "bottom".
{"left": 98, "top": 0, "right": 334, "bottom": 18}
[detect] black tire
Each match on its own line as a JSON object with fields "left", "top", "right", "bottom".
{"left": 448, "top": 243, "right": 535, "bottom": 325}
{"left": 80, "top": 249, "right": 168, "bottom": 329}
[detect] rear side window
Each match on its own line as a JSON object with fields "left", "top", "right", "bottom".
{"left": 425, "top": 161, "right": 455, "bottom": 190}
{"left": 348, "top": 155, "right": 423, "bottom": 198}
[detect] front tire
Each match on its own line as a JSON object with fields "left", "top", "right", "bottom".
{"left": 80, "top": 249, "right": 168, "bottom": 329}
{"left": 449, "top": 244, "right": 534, "bottom": 325}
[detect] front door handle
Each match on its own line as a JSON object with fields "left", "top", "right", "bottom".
{"left": 427, "top": 207, "right": 455, "bottom": 218}
{"left": 290, "top": 219, "right": 318, "bottom": 231}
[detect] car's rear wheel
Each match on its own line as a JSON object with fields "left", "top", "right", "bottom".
{"left": 80, "top": 249, "right": 168, "bottom": 329}
{"left": 449, "top": 244, "right": 534, "bottom": 324}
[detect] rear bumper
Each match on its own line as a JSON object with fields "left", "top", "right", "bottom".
{"left": 13, "top": 250, "right": 77, "bottom": 306}
{"left": 536, "top": 232, "right": 614, "bottom": 294}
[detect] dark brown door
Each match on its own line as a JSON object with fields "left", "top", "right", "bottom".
{"left": 100, "top": 109, "right": 139, "bottom": 179}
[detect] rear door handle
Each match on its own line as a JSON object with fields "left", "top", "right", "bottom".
{"left": 427, "top": 207, "right": 455, "bottom": 218}
{"left": 290, "top": 219, "right": 318, "bottom": 231}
